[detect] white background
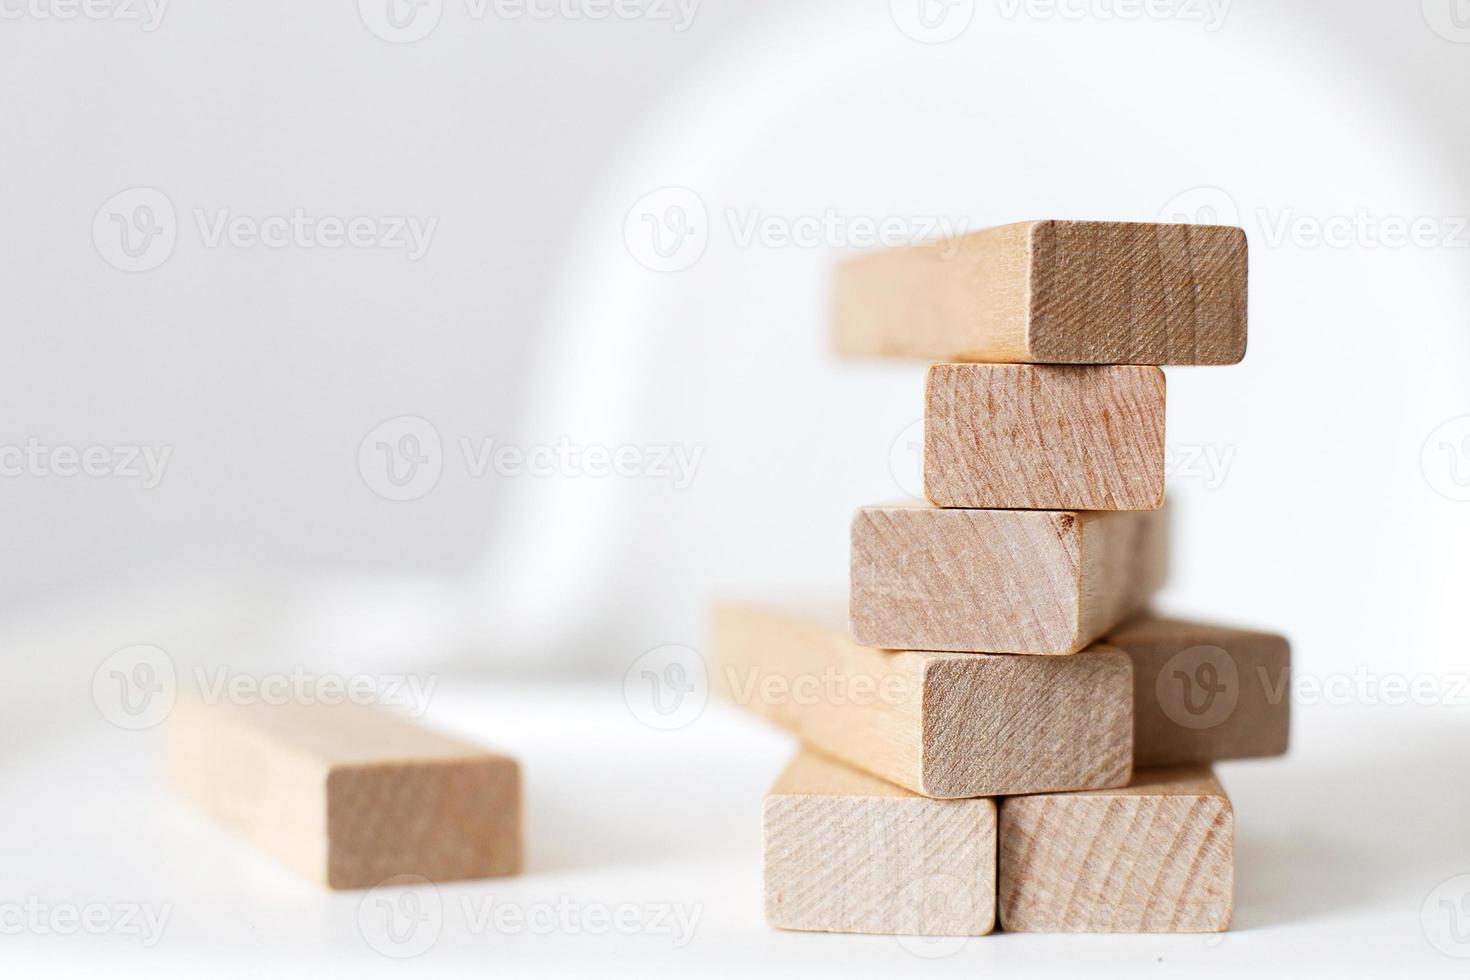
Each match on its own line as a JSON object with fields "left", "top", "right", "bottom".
{"left": 2, "top": 0, "right": 1469, "bottom": 975}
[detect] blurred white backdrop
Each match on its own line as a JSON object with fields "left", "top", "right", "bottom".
{"left": 5, "top": 3, "right": 1470, "bottom": 976}
{"left": 3, "top": 0, "right": 1468, "bottom": 689}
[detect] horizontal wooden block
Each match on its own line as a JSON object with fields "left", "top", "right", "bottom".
{"left": 998, "top": 765, "right": 1233, "bottom": 933}
{"left": 1107, "top": 614, "right": 1290, "bottom": 767}
{"left": 833, "top": 220, "right": 1247, "bottom": 365}
{"left": 712, "top": 602, "right": 1133, "bottom": 798}
{"left": 924, "top": 363, "right": 1166, "bottom": 511}
{"left": 764, "top": 750, "right": 996, "bottom": 936}
{"left": 850, "top": 504, "right": 1167, "bottom": 655}
{"left": 167, "top": 696, "right": 521, "bottom": 889}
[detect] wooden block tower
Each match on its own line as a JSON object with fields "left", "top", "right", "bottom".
{"left": 714, "top": 219, "right": 1289, "bottom": 936}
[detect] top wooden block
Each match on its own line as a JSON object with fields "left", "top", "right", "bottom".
{"left": 832, "top": 220, "right": 1247, "bottom": 365}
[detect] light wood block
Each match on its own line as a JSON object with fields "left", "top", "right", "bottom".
{"left": 1107, "top": 614, "right": 1290, "bottom": 767}
{"left": 833, "top": 220, "right": 1247, "bottom": 365}
{"left": 167, "top": 696, "right": 521, "bottom": 889}
{"left": 998, "top": 765, "right": 1233, "bottom": 933}
{"left": 712, "top": 602, "right": 1133, "bottom": 798}
{"left": 763, "top": 750, "right": 997, "bottom": 936}
{"left": 850, "top": 504, "right": 1167, "bottom": 655}
{"left": 924, "top": 363, "right": 1166, "bottom": 511}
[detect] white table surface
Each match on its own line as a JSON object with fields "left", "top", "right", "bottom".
{"left": 4, "top": 679, "right": 1467, "bottom": 978}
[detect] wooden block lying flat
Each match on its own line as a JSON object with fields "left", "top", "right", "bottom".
{"left": 167, "top": 696, "right": 521, "bottom": 889}
{"left": 850, "top": 504, "right": 1167, "bottom": 655}
{"left": 998, "top": 765, "right": 1233, "bottom": 933}
{"left": 924, "top": 363, "right": 1166, "bottom": 511}
{"left": 1107, "top": 614, "right": 1290, "bottom": 767}
{"left": 712, "top": 602, "right": 1133, "bottom": 798}
{"left": 764, "top": 750, "right": 996, "bottom": 936}
{"left": 833, "top": 220, "right": 1247, "bottom": 365}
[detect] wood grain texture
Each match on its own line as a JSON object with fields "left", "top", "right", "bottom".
{"left": 1107, "top": 614, "right": 1290, "bottom": 767}
{"left": 712, "top": 601, "right": 1133, "bottom": 798}
{"left": 998, "top": 765, "right": 1233, "bottom": 933}
{"left": 850, "top": 504, "right": 1168, "bottom": 655}
{"left": 763, "top": 750, "right": 996, "bottom": 936}
{"left": 167, "top": 696, "right": 521, "bottom": 889}
{"left": 924, "top": 363, "right": 1166, "bottom": 510}
{"left": 833, "top": 220, "right": 1247, "bottom": 365}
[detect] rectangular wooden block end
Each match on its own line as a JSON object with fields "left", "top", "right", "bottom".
{"left": 763, "top": 751, "right": 996, "bottom": 936}
{"left": 850, "top": 505, "right": 1167, "bottom": 655}
{"left": 326, "top": 753, "right": 522, "bottom": 889}
{"left": 1107, "top": 614, "right": 1290, "bottom": 767}
{"left": 1026, "top": 220, "right": 1248, "bottom": 365}
{"left": 918, "top": 646, "right": 1134, "bottom": 798}
{"left": 923, "top": 362, "right": 1166, "bottom": 510}
{"left": 998, "top": 765, "right": 1233, "bottom": 933}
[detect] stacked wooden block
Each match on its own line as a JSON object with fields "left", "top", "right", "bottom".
{"left": 714, "top": 220, "right": 1290, "bottom": 936}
